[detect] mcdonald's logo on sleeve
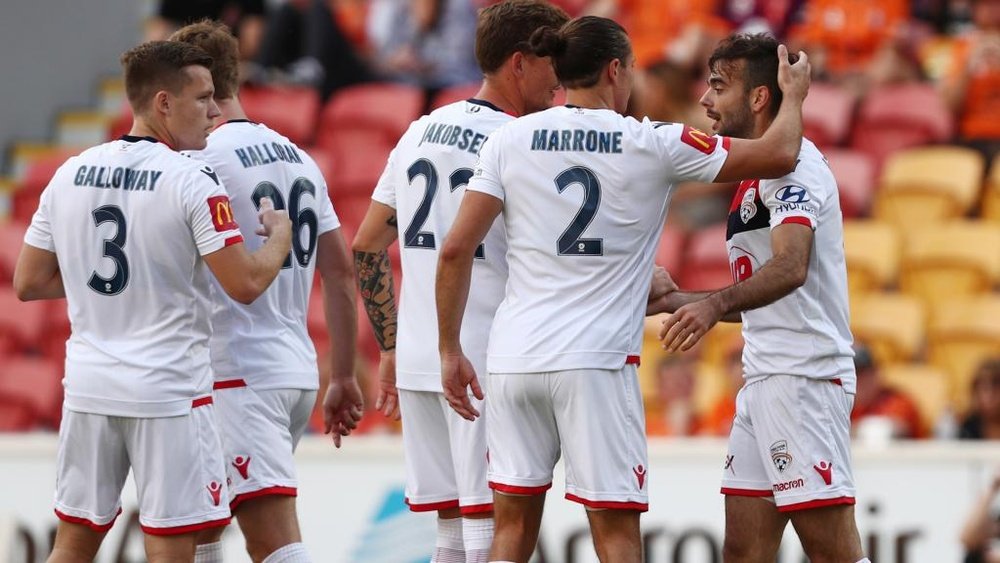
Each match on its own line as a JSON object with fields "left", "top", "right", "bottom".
{"left": 679, "top": 125, "right": 719, "bottom": 155}
{"left": 206, "top": 195, "right": 239, "bottom": 232}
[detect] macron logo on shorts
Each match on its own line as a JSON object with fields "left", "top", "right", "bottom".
{"left": 207, "top": 481, "right": 223, "bottom": 506}
{"left": 232, "top": 455, "right": 251, "bottom": 480}
{"left": 814, "top": 460, "right": 833, "bottom": 486}
{"left": 633, "top": 465, "right": 646, "bottom": 489}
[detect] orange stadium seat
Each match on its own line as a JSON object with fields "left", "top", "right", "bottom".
{"left": 654, "top": 225, "right": 686, "bottom": 279}
{"left": 239, "top": 85, "right": 321, "bottom": 146}
{"left": 0, "top": 356, "right": 63, "bottom": 429}
{"left": 879, "top": 363, "right": 950, "bottom": 433}
{"left": 926, "top": 296, "right": 1000, "bottom": 412}
{"left": 0, "top": 222, "right": 27, "bottom": 282}
{"left": 899, "top": 222, "right": 1000, "bottom": 306}
{"left": 430, "top": 83, "right": 482, "bottom": 111}
{"left": 12, "top": 150, "right": 79, "bottom": 224}
{"left": 874, "top": 146, "right": 984, "bottom": 228}
{"left": 984, "top": 154, "right": 1000, "bottom": 223}
{"left": 842, "top": 220, "right": 900, "bottom": 296}
{"left": 679, "top": 222, "right": 732, "bottom": 291}
{"left": 850, "top": 293, "right": 925, "bottom": 365}
{"left": 0, "top": 287, "right": 47, "bottom": 356}
{"left": 802, "top": 82, "right": 855, "bottom": 147}
{"left": 850, "top": 83, "right": 953, "bottom": 168}
{"left": 825, "top": 149, "right": 876, "bottom": 218}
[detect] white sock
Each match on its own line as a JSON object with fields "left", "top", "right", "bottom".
{"left": 262, "top": 542, "right": 311, "bottom": 563}
{"left": 194, "top": 542, "right": 223, "bottom": 563}
{"left": 432, "top": 517, "right": 465, "bottom": 563}
{"left": 462, "top": 517, "right": 494, "bottom": 563}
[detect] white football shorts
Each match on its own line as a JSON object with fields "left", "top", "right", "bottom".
{"left": 721, "top": 374, "right": 857, "bottom": 512}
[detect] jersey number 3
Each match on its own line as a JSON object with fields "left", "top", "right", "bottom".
{"left": 88, "top": 205, "right": 130, "bottom": 296}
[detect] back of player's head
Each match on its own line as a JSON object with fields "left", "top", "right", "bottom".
{"left": 121, "top": 41, "right": 213, "bottom": 115}
{"left": 708, "top": 33, "right": 796, "bottom": 118}
{"left": 476, "top": 0, "right": 569, "bottom": 74}
{"left": 528, "top": 16, "right": 631, "bottom": 89}
{"left": 169, "top": 19, "right": 240, "bottom": 100}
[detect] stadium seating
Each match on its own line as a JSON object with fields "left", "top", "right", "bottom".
{"left": 304, "top": 147, "right": 336, "bottom": 187}
{"left": 926, "top": 296, "right": 1000, "bottom": 412}
{"left": 850, "top": 83, "right": 953, "bottom": 168}
{"left": 678, "top": 222, "right": 732, "bottom": 291}
{"left": 879, "top": 363, "right": 950, "bottom": 434}
{"left": 874, "top": 146, "right": 984, "bottom": 228}
{"left": 850, "top": 293, "right": 925, "bottom": 365}
{"left": 802, "top": 82, "right": 855, "bottom": 147}
{"left": 900, "top": 222, "right": 1000, "bottom": 307}
{"left": 239, "top": 85, "right": 321, "bottom": 146}
{"left": 11, "top": 150, "right": 79, "bottom": 224}
{"left": 429, "top": 83, "right": 481, "bottom": 111}
{"left": 825, "top": 149, "right": 876, "bottom": 218}
{"left": 316, "top": 83, "right": 423, "bottom": 154}
{"left": 0, "top": 357, "right": 63, "bottom": 430}
{"left": 653, "top": 225, "right": 686, "bottom": 279}
{"left": 0, "top": 222, "right": 26, "bottom": 282}
{"left": 842, "top": 220, "right": 900, "bottom": 296}
{"left": 0, "top": 288, "right": 47, "bottom": 357}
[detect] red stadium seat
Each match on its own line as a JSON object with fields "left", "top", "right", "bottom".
{"left": 303, "top": 147, "right": 336, "bottom": 187}
{"left": 825, "top": 149, "right": 876, "bottom": 218}
{"left": 679, "top": 223, "right": 732, "bottom": 291}
{"left": 850, "top": 83, "right": 953, "bottom": 168}
{"left": 654, "top": 225, "right": 686, "bottom": 278}
{"left": 0, "top": 356, "right": 63, "bottom": 429}
{"left": 803, "top": 82, "right": 855, "bottom": 147}
{"left": 430, "top": 83, "right": 482, "bottom": 110}
{"left": 326, "top": 140, "right": 392, "bottom": 199}
{"left": 0, "top": 222, "right": 27, "bottom": 282}
{"left": 315, "top": 83, "right": 424, "bottom": 155}
{"left": 40, "top": 299, "right": 71, "bottom": 363}
{"left": 12, "top": 150, "right": 79, "bottom": 224}
{"left": 0, "top": 287, "right": 47, "bottom": 356}
{"left": 106, "top": 100, "right": 132, "bottom": 141}
{"left": 239, "top": 85, "right": 321, "bottom": 146}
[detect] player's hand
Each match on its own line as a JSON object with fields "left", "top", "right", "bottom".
{"left": 255, "top": 196, "right": 292, "bottom": 238}
{"left": 660, "top": 295, "right": 725, "bottom": 353}
{"left": 441, "top": 351, "right": 483, "bottom": 421}
{"left": 776, "top": 44, "right": 811, "bottom": 104}
{"left": 374, "top": 351, "right": 400, "bottom": 420}
{"left": 648, "top": 265, "right": 678, "bottom": 303}
{"left": 322, "top": 374, "right": 365, "bottom": 448}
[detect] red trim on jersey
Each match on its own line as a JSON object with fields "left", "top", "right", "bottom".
{"left": 54, "top": 508, "right": 120, "bottom": 532}
{"left": 489, "top": 481, "right": 552, "bottom": 496}
{"left": 224, "top": 235, "right": 244, "bottom": 247}
{"left": 565, "top": 493, "right": 648, "bottom": 512}
{"left": 192, "top": 396, "right": 213, "bottom": 408}
{"left": 625, "top": 355, "right": 641, "bottom": 366}
{"left": 780, "top": 216, "right": 812, "bottom": 228}
{"left": 722, "top": 136, "right": 732, "bottom": 151}
{"left": 460, "top": 503, "right": 494, "bottom": 515}
{"left": 831, "top": 378, "right": 843, "bottom": 386}
{"left": 721, "top": 487, "right": 774, "bottom": 497}
{"left": 230, "top": 486, "right": 297, "bottom": 510}
{"left": 213, "top": 379, "right": 248, "bottom": 390}
{"left": 405, "top": 498, "right": 460, "bottom": 512}
{"left": 778, "top": 496, "right": 855, "bottom": 513}
{"left": 140, "top": 517, "right": 231, "bottom": 536}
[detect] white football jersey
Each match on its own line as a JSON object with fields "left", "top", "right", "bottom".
{"left": 469, "top": 106, "right": 730, "bottom": 373}
{"left": 725, "top": 138, "right": 855, "bottom": 392}
{"left": 189, "top": 120, "right": 340, "bottom": 390}
{"left": 24, "top": 137, "right": 244, "bottom": 417}
{"left": 372, "top": 99, "right": 511, "bottom": 392}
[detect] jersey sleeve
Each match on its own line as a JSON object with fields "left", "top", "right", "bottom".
{"left": 467, "top": 130, "right": 505, "bottom": 203}
{"left": 759, "top": 156, "right": 829, "bottom": 230}
{"left": 370, "top": 147, "right": 400, "bottom": 209}
{"left": 185, "top": 164, "right": 245, "bottom": 256}
{"left": 655, "top": 122, "right": 730, "bottom": 183}
{"left": 24, "top": 180, "right": 56, "bottom": 252}
{"left": 316, "top": 181, "right": 341, "bottom": 235}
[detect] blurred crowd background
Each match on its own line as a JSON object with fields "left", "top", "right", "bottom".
{"left": 0, "top": 0, "right": 998, "bottom": 455}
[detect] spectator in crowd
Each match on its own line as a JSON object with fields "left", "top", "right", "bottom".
{"left": 647, "top": 353, "right": 702, "bottom": 437}
{"left": 941, "top": 0, "right": 1000, "bottom": 160}
{"left": 850, "top": 345, "right": 926, "bottom": 439}
{"left": 959, "top": 358, "right": 1000, "bottom": 440}
{"left": 146, "top": 0, "right": 266, "bottom": 62}
{"left": 960, "top": 468, "right": 1000, "bottom": 563}
{"left": 717, "top": 0, "right": 808, "bottom": 38}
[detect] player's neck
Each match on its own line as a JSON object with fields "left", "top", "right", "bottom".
{"left": 217, "top": 96, "right": 248, "bottom": 122}
{"left": 127, "top": 117, "right": 177, "bottom": 151}
{"left": 474, "top": 80, "right": 522, "bottom": 117}
{"left": 751, "top": 115, "right": 773, "bottom": 140}
{"left": 564, "top": 88, "right": 615, "bottom": 112}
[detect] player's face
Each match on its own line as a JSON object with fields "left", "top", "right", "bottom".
{"left": 699, "top": 62, "right": 754, "bottom": 139}
{"left": 166, "top": 65, "right": 221, "bottom": 151}
{"left": 520, "top": 53, "right": 561, "bottom": 115}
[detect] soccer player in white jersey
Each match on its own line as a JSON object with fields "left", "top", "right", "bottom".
{"left": 437, "top": 17, "right": 812, "bottom": 562}
{"left": 170, "top": 21, "right": 362, "bottom": 563}
{"left": 13, "top": 41, "right": 292, "bottom": 563}
{"left": 659, "top": 33, "right": 870, "bottom": 563}
{"left": 352, "top": 2, "right": 570, "bottom": 561}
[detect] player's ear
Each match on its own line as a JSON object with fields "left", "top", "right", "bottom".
{"left": 607, "top": 58, "right": 621, "bottom": 85}
{"left": 153, "top": 90, "right": 171, "bottom": 116}
{"left": 749, "top": 85, "right": 770, "bottom": 114}
{"left": 510, "top": 51, "right": 525, "bottom": 77}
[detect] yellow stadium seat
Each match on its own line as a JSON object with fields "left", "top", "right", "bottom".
{"left": 843, "top": 220, "right": 900, "bottom": 296}
{"left": 850, "top": 294, "right": 925, "bottom": 365}
{"left": 900, "top": 222, "right": 1000, "bottom": 306}
{"left": 874, "top": 146, "right": 984, "bottom": 229}
{"left": 879, "top": 363, "right": 950, "bottom": 433}
{"left": 984, "top": 154, "right": 1000, "bottom": 223}
{"left": 927, "top": 296, "right": 1000, "bottom": 413}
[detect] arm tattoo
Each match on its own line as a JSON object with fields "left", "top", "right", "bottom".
{"left": 354, "top": 249, "right": 398, "bottom": 351}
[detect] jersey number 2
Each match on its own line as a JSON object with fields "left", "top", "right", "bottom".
{"left": 555, "top": 166, "right": 603, "bottom": 256}
{"left": 252, "top": 178, "right": 319, "bottom": 269}
{"left": 88, "top": 205, "right": 129, "bottom": 296}
{"left": 405, "top": 159, "right": 484, "bottom": 258}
